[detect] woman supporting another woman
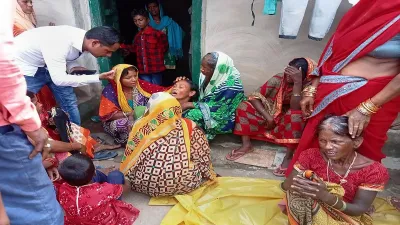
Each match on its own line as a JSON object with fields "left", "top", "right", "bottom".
{"left": 287, "top": 0, "right": 400, "bottom": 175}
{"left": 182, "top": 52, "right": 245, "bottom": 140}
{"left": 227, "top": 58, "right": 315, "bottom": 176}
{"left": 120, "top": 92, "right": 216, "bottom": 197}
{"left": 99, "top": 64, "right": 170, "bottom": 144}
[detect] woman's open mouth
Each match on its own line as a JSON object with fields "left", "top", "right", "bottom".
{"left": 171, "top": 91, "right": 177, "bottom": 96}
{"left": 326, "top": 150, "right": 336, "bottom": 157}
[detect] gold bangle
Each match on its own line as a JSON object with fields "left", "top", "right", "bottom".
{"left": 302, "top": 92, "right": 316, "bottom": 97}
{"left": 361, "top": 102, "right": 376, "bottom": 114}
{"left": 356, "top": 104, "right": 372, "bottom": 116}
{"left": 363, "top": 99, "right": 380, "bottom": 113}
{"left": 339, "top": 201, "right": 347, "bottom": 211}
{"left": 302, "top": 85, "right": 317, "bottom": 94}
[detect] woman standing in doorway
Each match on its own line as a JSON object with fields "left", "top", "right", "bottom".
{"left": 146, "top": 0, "right": 184, "bottom": 71}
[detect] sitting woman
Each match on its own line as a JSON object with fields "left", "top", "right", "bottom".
{"left": 182, "top": 52, "right": 245, "bottom": 140}
{"left": 120, "top": 92, "right": 216, "bottom": 197}
{"left": 99, "top": 64, "right": 170, "bottom": 144}
{"left": 227, "top": 58, "right": 316, "bottom": 176}
{"left": 171, "top": 77, "right": 198, "bottom": 108}
{"left": 282, "top": 115, "right": 389, "bottom": 224}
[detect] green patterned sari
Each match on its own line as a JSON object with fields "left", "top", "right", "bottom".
{"left": 184, "top": 52, "right": 245, "bottom": 140}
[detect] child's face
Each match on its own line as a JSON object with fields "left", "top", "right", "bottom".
{"left": 171, "top": 80, "right": 195, "bottom": 101}
{"left": 133, "top": 15, "right": 149, "bottom": 29}
{"left": 121, "top": 70, "right": 138, "bottom": 88}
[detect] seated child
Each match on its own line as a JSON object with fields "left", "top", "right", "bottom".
{"left": 56, "top": 154, "right": 140, "bottom": 225}
{"left": 171, "top": 77, "right": 198, "bottom": 108}
{"left": 121, "top": 8, "right": 168, "bottom": 85}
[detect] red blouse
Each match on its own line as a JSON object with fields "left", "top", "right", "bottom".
{"left": 295, "top": 148, "right": 389, "bottom": 203}
{"left": 55, "top": 181, "right": 140, "bottom": 225}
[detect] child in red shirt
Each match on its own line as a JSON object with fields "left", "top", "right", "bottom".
{"left": 56, "top": 154, "right": 139, "bottom": 225}
{"left": 121, "top": 8, "right": 168, "bottom": 86}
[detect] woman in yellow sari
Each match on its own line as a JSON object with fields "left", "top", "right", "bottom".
{"left": 120, "top": 92, "right": 216, "bottom": 197}
{"left": 99, "top": 64, "right": 170, "bottom": 144}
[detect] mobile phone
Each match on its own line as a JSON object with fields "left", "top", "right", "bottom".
{"left": 70, "top": 70, "right": 97, "bottom": 75}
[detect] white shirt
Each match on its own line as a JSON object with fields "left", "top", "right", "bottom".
{"left": 14, "top": 25, "right": 100, "bottom": 87}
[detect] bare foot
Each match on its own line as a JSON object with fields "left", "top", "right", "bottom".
{"left": 94, "top": 143, "right": 121, "bottom": 152}
{"left": 226, "top": 144, "right": 253, "bottom": 161}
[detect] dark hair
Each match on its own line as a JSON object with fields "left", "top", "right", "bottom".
{"left": 85, "top": 26, "right": 121, "bottom": 46}
{"left": 146, "top": 0, "right": 159, "bottom": 7}
{"left": 185, "top": 79, "right": 199, "bottom": 101}
{"left": 58, "top": 154, "right": 95, "bottom": 186}
{"left": 27, "top": 91, "right": 35, "bottom": 99}
{"left": 131, "top": 8, "right": 149, "bottom": 19}
{"left": 203, "top": 52, "right": 219, "bottom": 70}
{"left": 121, "top": 66, "right": 138, "bottom": 78}
{"left": 289, "top": 58, "right": 308, "bottom": 80}
{"left": 317, "top": 115, "right": 352, "bottom": 138}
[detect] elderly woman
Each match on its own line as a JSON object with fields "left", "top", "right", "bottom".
{"left": 160, "top": 116, "right": 398, "bottom": 225}
{"left": 120, "top": 92, "right": 216, "bottom": 197}
{"left": 288, "top": 0, "right": 400, "bottom": 175}
{"left": 282, "top": 115, "right": 389, "bottom": 224}
{"left": 182, "top": 52, "right": 245, "bottom": 140}
{"left": 99, "top": 64, "right": 170, "bottom": 144}
{"left": 227, "top": 58, "right": 315, "bottom": 177}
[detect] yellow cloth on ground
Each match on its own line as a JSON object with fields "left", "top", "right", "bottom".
{"left": 158, "top": 177, "right": 400, "bottom": 225}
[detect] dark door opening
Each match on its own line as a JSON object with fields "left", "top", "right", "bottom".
{"left": 116, "top": 0, "right": 192, "bottom": 86}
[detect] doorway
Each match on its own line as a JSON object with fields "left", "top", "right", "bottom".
{"left": 88, "top": 0, "right": 202, "bottom": 86}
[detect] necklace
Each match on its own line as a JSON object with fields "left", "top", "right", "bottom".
{"left": 327, "top": 152, "right": 357, "bottom": 184}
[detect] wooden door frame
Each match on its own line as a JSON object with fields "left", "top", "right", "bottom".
{"left": 88, "top": 0, "right": 203, "bottom": 85}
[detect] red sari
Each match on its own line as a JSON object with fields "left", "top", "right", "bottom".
{"left": 287, "top": 0, "right": 400, "bottom": 176}
{"left": 234, "top": 73, "right": 305, "bottom": 149}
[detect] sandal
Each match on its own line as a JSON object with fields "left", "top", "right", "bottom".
{"left": 226, "top": 148, "right": 254, "bottom": 161}
{"left": 273, "top": 166, "right": 288, "bottom": 177}
{"left": 93, "top": 150, "right": 118, "bottom": 161}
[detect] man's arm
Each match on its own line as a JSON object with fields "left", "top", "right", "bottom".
{"left": 40, "top": 40, "right": 100, "bottom": 87}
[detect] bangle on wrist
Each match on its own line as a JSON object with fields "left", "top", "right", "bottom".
{"left": 331, "top": 196, "right": 339, "bottom": 208}
{"left": 339, "top": 201, "right": 347, "bottom": 211}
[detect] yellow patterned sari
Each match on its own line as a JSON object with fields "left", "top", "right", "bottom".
{"left": 120, "top": 92, "right": 216, "bottom": 197}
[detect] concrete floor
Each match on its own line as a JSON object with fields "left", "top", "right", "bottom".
{"left": 90, "top": 129, "right": 400, "bottom": 225}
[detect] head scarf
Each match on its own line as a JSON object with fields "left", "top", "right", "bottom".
{"left": 303, "top": 57, "right": 317, "bottom": 80}
{"left": 120, "top": 92, "right": 190, "bottom": 174}
{"left": 112, "top": 64, "right": 138, "bottom": 113}
{"left": 14, "top": 1, "right": 37, "bottom": 31}
{"left": 199, "top": 52, "right": 241, "bottom": 98}
{"left": 146, "top": 1, "right": 184, "bottom": 58}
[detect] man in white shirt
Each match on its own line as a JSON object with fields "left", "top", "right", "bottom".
{"left": 14, "top": 25, "right": 120, "bottom": 125}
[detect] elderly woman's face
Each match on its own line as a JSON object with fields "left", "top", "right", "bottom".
{"left": 318, "top": 127, "right": 355, "bottom": 160}
{"left": 18, "top": 0, "right": 34, "bottom": 14}
{"left": 200, "top": 56, "right": 214, "bottom": 78}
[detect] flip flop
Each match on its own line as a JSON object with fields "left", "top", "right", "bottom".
{"left": 273, "top": 166, "right": 287, "bottom": 177}
{"left": 226, "top": 148, "right": 254, "bottom": 161}
{"left": 93, "top": 150, "right": 118, "bottom": 161}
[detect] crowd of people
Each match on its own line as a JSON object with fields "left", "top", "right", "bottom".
{"left": 0, "top": 0, "right": 399, "bottom": 225}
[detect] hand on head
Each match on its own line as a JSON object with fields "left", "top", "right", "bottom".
{"left": 99, "top": 70, "right": 115, "bottom": 80}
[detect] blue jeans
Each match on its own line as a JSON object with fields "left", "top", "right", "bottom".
{"left": 139, "top": 72, "right": 163, "bottom": 85}
{"left": 0, "top": 125, "right": 64, "bottom": 225}
{"left": 92, "top": 170, "right": 124, "bottom": 199}
{"left": 25, "top": 67, "right": 81, "bottom": 125}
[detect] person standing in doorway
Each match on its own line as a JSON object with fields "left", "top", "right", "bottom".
{"left": 0, "top": 1, "right": 64, "bottom": 224}
{"left": 146, "top": 0, "right": 184, "bottom": 82}
{"left": 14, "top": 25, "right": 121, "bottom": 125}
{"left": 121, "top": 9, "right": 168, "bottom": 85}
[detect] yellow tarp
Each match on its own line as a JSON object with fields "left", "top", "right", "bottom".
{"left": 154, "top": 177, "right": 400, "bottom": 225}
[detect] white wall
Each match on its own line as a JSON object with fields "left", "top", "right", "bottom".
{"left": 203, "top": 0, "right": 352, "bottom": 94}
{"left": 33, "top": 0, "right": 101, "bottom": 107}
